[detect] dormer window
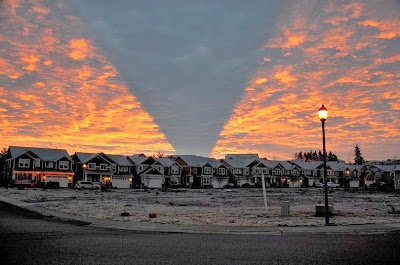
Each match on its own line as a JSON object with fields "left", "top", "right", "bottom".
{"left": 203, "top": 167, "right": 212, "bottom": 175}
{"left": 18, "top": 159, "right": 30, "bottom": 168}
{"left": 59, "top": 161, "right": 69, "bottom": 170}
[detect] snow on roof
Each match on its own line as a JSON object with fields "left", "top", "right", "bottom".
{"left": 74, "top": 152, "right": 98, "bottom": 163}
{"left": 224, "top": 157, "right": 259, "bottom": 168}
{"left": 105, "top": 154, "right": 131, "bottom": 166}
{"left": 128, "top": 154, "right": 149, "bottom": 165}
{"left": 279, "top": 161, "right": 296, "bottom": 170}
{"left": 394, "top": 165, "right": 400, "bottom": 171}
{"left": 155, "top": 158, "right": 177, "bottom": 167}
{"left": 225, "top": 154, "right": 259, "bottom": 160}
{"left": 176, "top": 155, "right": 221, "bottom": 167}
{"left": 259, "top": 159, "right": 280, "bottom": 169}
{"left": 326, "top": 161, "right": 349, "bottom": 171}
{"left": 9, "top": 146, "right": 71, "bottom": 161}
{"left": 372, "top": 164, "right": 396, "bottom": 172}
{"left": 291, "top": 160, "right": 323, "bottom": 170}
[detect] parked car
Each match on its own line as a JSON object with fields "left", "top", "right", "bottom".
{"left": 315, "top": 182, "right": 340, "bottom": 188}
{"left": 45, "top": 181, "right": 60, "bottom": 189}
{"left": 75, "top": 181, "right": 101, "bottom": 190}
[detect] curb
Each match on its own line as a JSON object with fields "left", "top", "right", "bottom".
{"left": 1, "top": 196, "right": 400, "bottom": 236}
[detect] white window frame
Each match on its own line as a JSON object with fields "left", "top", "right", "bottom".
{"left": 111, "top": 164, "right": 116, "bottom": 172}
{"left": 262, "top": 169, "right": 268, "bottom": 174}
{"left": 203, "top": 177, "right": 211, "bottom": 185}
{"left": 18, "top": 159, "right": 30, "bottom": 168}
{"left": 34, "top": 158, "right": 41, "bottom": 167}
{"left": 203, "top": 167, "right": 212, "bottom": 175}
{"left": 274, "top": 169, "right": 281, "bottom": 175}
{"left": 100, "top": 164, "right": 108, "bottom": 171}
{"left": 255, "top": 168, "right": 260, "bottom": 174}
{"left": 193, "top": 168, "right": 197, "bottom": 174}
{"left": 46, "top": 161, "right": 54, "bottom": 168}
{"left": 171, "top": 166, "right": 179, "bottom": 174}
{"left": 59, "top": 161, "right": 69, "bottom": 170}
{"left": 88, "top": 163, "right": 96, "bottom": 170}
{"left": 219, "top": 168, "right": 226, "bottom": 175}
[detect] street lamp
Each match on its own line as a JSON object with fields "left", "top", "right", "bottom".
{"left": 318, "top": 104, "right": 329, "bottom": 225}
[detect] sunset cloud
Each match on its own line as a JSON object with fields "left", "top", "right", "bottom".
{"left": 212, "top": 0, "right": 400, "bottom": 161}
{"left": 0, "top": 0, "right": 174, "bottom": 155}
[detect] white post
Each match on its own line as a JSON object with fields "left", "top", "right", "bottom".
{"left": 261, "top": 174, "right": 268, "bottom": 212}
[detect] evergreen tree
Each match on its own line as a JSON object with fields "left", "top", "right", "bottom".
{"left": 354, "top": 144, "right": 365, "bottom": 165}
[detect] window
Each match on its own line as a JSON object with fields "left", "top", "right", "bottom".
{"left": 203, "top": 167, "right": 212, "bottom": 175}
{"left": 34, "top": 158, "right": 41, "bottom": 167}
{"left": 255, "top": 168, "right": 260, "bottom": 174}
{"left": 59, "top": 161, "right": 69, "bottom": 170}
{"left": 193, "top": 168, "right": 197, "bottom": 174}
{"left": 46, "top": 161, "right": 54, "bottom": 168}
{"left": 171, "top": 166, "right": 179, "bottom": 174}
{"left": 111, "top": 164, "right": 116, "bottom": 172}
{"left": 203, "top": 177, "right": 210, "bottom": 185}
{"left": 293, "top": 170, "right": 299, "bottom": 176}
{"left": 88, "top": 163, "right": 96, "bottom": 170}
{"left": 327, "top": 170, "right": 333, "bottom": 176}
{"left": 19, "top": 159, "right": 30, "bottom": 168}
{"left": 244, "top": 168, "right": 249, "bottom": 175}
{"left": 219, "top": 168, "right": 226, "bottom": 175}
{"left": 262, "top": 169, "right": 267, "bottom": 174}
{"left": 100, "top": 164, "right": 108, "bottom": 171}
{"left": 274, "top": 169, "right": 281, "bottom": 175}
{"left": 138, "top": 165, "right": 143, "bottom": 171}
{"left": 120, "top": 166, "right": 128, "bottom": 172}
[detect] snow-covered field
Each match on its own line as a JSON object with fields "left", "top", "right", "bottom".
{"left": 1, "top": 187, "right": 399, "bottom": 227}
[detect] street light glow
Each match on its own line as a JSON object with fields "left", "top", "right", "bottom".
{"left": 318, "top": 104, "right": 328, "bottom": 121}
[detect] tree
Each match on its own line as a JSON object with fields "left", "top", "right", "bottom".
{"left": 354, "top": 144, "right": 365, "bottom": 165}
{"left": 152, "top": 151, "right": 165, "bottom": 158}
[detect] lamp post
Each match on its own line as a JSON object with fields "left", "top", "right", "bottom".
{"left": 318, "top": 104, "right": 329, "bottom": 225}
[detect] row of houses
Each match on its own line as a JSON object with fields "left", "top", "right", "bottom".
{"left": 2, "top": 146, "right": 400, "bottom": 190}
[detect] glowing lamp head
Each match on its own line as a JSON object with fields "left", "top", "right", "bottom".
{"left": 318, "top": 104, "right": 328, "bottom": 122}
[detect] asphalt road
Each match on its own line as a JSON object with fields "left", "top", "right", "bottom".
{"left": 0, "top": 203, "right": 399, "bottom": 265}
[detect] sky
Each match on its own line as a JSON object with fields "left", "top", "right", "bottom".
{"left": 0, "top": 0, "right": 399, "bottom": 161}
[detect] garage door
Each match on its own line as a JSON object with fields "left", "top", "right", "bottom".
{"left": 112, "top": 178, "right": 130, "bottom": 189}
{"left": 46, "top": 176, "right": 69, "bottom": 188}
{"left": 147, "top": 177, "right": 163, "bottom": 188}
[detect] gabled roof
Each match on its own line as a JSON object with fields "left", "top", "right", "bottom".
{"left": 105, "top": 154, "right": 132, "bottom": 166}
{"left": 223, "top": 157, "right": 259, "bottom": 168}
{"left": 141, "top": 166, "right": 164, "bottom": 176}
{"left": 291, "top": 160, "right": 323, "bottom": 170}
{"left": 279, "top": 161, "right": 296, "bottom": 170}
{"left": 74, "top": 152, "right": 98, "bottom": 163}
{"left": 259, "top": 159, "right": 280, "bottom": 169}
{"left": 9, "top": 146, "right": 71, "bottom": 162}
{"left": 175, "top": 155, "right": 216, "bottom": 167}
{"left": 128, "top": 154, "right": 149, "bottom": 165}
{"left": 155, "top": 158, "right": 178, "bottom": 167}
{"left": 326, "top": 162, "right": 349, "bottom": 171}
{"left": 371, "top": 164, "right": 396, "bottom": 172}
{"left": 394, "top": 165, "right": 400, "bottom": 171}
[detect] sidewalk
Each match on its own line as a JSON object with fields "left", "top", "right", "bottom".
{"left": 1, "top": 195, "right": 400, "bottom": 235}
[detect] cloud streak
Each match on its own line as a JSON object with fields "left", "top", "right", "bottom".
{"left": 212, "top": 0, "right": 400, "bottom": 161}
{"left": 0, "top": 0, "right": 174, "bottom": 155}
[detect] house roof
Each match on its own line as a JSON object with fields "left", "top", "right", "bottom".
{"left": 155, "top": 158, "right": 177, "bottom": 167}
{"left": 105, "top": 154, "right": 132, "bottom": 166}
{"left": 279, "top": 161, "right": 296, "bottom": 170}
{"left": 326, "top": 162, "right": 349, "bottom": 171}
{"left": 259, "top": 159, "right": 280, "bottom": 169}
{"left": 74, "top": 152, "right": 98, "bottom": 163}
{"left": 393, "top": 165, "right": 400, "bottom": 171}
{"left": 225, "top": 154, "right": 259, "bottom": 160}
{"left": 224, "top": 158, "right": 259, "bottom": 168}
{"left": 9, "top": 146, "right": 71, "bottom": 162}
{"left": 291, "top": 160, "right": 323, "bottom": 170}
{"left": 175, "top": 155, "right": 220, "bottom": 167}
{"left": 372, "top": 164, "right": 396, "bottom": 172}
{"left": 128, "top": 154, "right": 149, "bottom": 165}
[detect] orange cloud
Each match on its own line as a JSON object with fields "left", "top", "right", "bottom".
{"left": 0, "top": 0, "right": 174, "bottom": 155}
{"left": 212, "top": 0, "right": 400, "bottom": 161}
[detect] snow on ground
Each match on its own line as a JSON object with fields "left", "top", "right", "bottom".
{"left": 1, "top": 187, "right": 399, "bottom": 227}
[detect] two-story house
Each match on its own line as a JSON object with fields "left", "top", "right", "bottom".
{"left": 71, "top": 152, "right": 113, "bottom": 186}
{"left": 127, "top": 155, "right": 156, "bottom": 188}
{"left": 174, "top": 155, "right": 227, "bottom": 188}
{"left": 155, "top": 158, "right": 182, "bottom": 187}
{"left": 291, "top": 160, "right": 322, "bottom": 187}
{"left": 222, "top": 155, "right": 260, "bottom": 187}
{"left": 4, "top": 146, "right": 74, "bottom": 188}
{"left": 104, "top": 154, "right": 133, "bottom": 189}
